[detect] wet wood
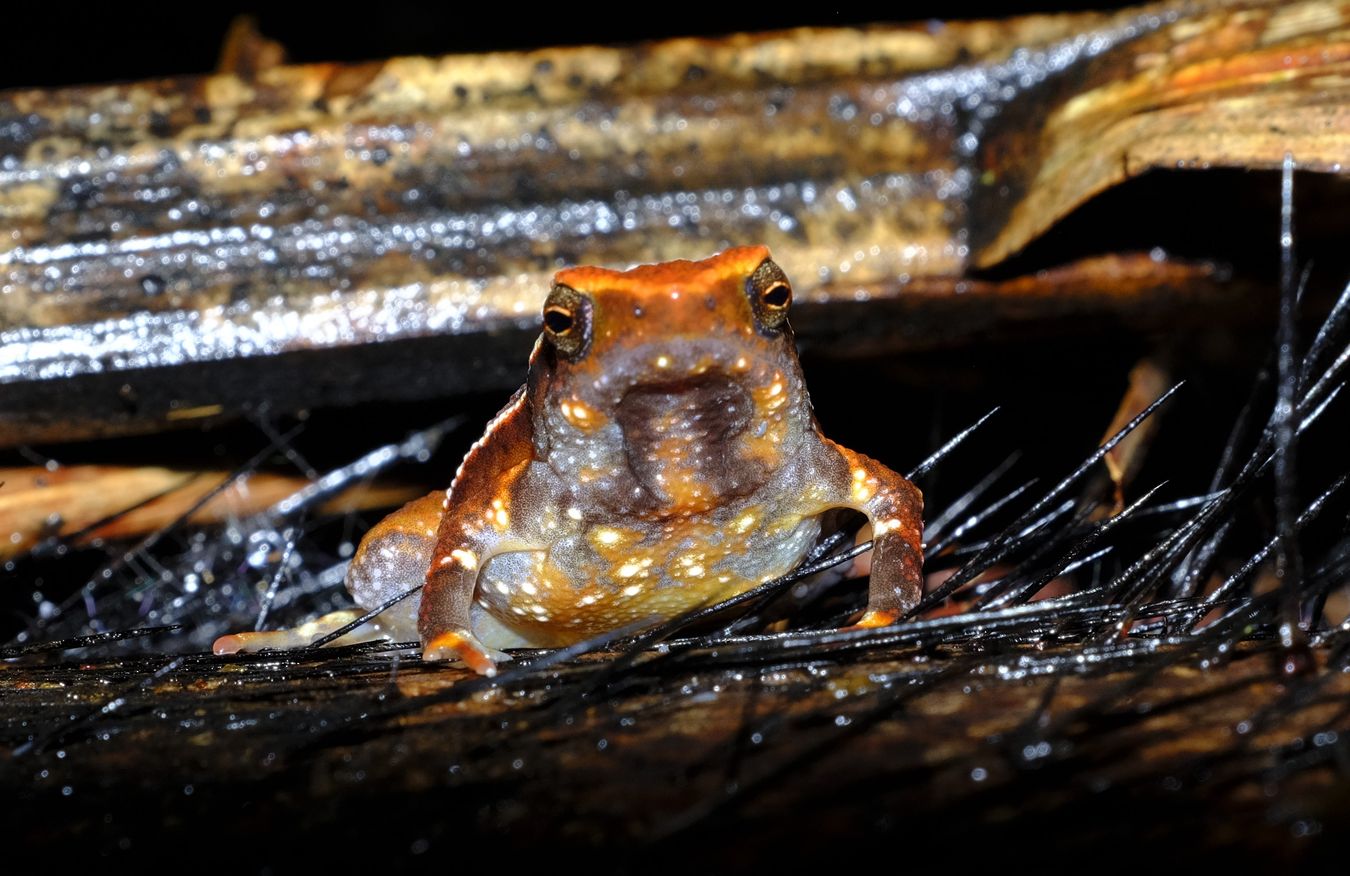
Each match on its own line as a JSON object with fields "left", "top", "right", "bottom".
{"left": 1, "top": 0, "right": 1346, "bottom": 445}
{"left": 0, "top": 464, "right": 419, "bottom": 560}
{"left": 974, "top": 1, "right": 1350, "bottom": 266}
{"left": 3, "top": 643, "right": 1346, "bottom": 865}
{"left": 1100, "top": 357, "right": 1172, "bottom": 512}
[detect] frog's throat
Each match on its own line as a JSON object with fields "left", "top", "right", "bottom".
{"left": 613, "top": 374, "right": 767, "bottom": 510}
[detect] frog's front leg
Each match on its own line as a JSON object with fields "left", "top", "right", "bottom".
{"left": 418, "top": 462, "right": 548, "bottom": 676}
{"left": 812, "top": 440, "right": 924, "bottom": 627}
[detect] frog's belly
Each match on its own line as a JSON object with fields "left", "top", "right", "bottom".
{"left": 473, "top": 514, "right": 822, "bottom": 647}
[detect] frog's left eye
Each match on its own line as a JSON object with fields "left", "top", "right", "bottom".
{"left": 541, "top": 283, "right": 592, "bottom": 359}
{"left": 747, "top": 259, "right": 793, "bottom": 332}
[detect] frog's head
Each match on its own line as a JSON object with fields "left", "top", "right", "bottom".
{"left": 527, "top": 246, "right": 815, "bottom": 515}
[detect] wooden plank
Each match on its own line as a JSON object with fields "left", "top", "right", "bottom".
{"left": 2, "top": 1, "right": 1345, "bottom": 444}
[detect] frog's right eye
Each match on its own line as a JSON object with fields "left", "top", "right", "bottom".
{"left": 746, "top": 259, "right": 793, "bottom": 333}
{"left": 541, "top": 284, "right": 592, "bottom": 359}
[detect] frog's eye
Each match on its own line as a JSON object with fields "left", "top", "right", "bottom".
{"left": 543, "top": 306, "right": 574, "bottom": 334}
{"left": 761, "top": 281, "right": 791, "bottom": 309}
{"left": 747, "top": 259, "right": 793, "bottom": 332}
{"left": 541, "top": 283, "right": 592, "bottom": 359}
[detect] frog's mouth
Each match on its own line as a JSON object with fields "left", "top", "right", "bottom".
{"left": 614, "top": 373, "right": 763, "bottom": 508}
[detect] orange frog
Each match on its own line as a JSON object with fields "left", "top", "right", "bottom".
{"left": 215, "top": 247, "right": 923, "bottom": 675}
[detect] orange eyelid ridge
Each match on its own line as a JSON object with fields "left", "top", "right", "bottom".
{"left": 552, "top": 245, "right": 772, "bottom": 295}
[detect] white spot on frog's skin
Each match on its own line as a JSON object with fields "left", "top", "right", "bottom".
{"left": 566, "top": 507, "right": 583, "bottom": 521}
{"left": 521, "top": 581, "right": 538, "bottom": 596}
{"left": 851, "top": 467, "right": 877, "bottom": 503}
{"left": 562, "top": 399, "right": 594, "bottom": 428}
{"left": 617, "top": 561, "right": 643, "bottom": 578}
{"left": 450, "top": 548, "right": 477, "bottom": 570}
{"left": 622, "top": 584, "right": 643, "bottom": 597}
{"left": 655, "top": 355, "right": 670, "bottom": 369}
{"left": 677, "top": 554, "right": 707, "bottom": 571}
{"left": 577, "top": 594, "right": 598, "bottom": 607}
{"left": 438, "top": 555, "right": 455, "bottom": 567}
{"left": 733, "top": 511, "right": 758, "bottom": 534}
{"left": 595, "top": 528, "right": 621, "bottom": 546}
{"left": 734, "top": 356, "right": 748, "bottom": 370}
{"left": 495, "top": 581, "right": 511, "bottom": 594}
{"left": 873, "top": 517, "right": 904, "bottom": 535}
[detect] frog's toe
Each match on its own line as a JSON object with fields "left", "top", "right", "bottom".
{"left": 841, "top": 608, "right": 899, "bottom": 632}
{"left": 213, "top": 629, "right": 307, "bottom": 654}
{"left": 422, "top": 629, "right": 507, "bottom": 676}
{"left": 213, "top": 609, "right": 378, "bottom": 655}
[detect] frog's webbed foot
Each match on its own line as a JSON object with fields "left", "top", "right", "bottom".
{"left": 212, "top": 609, "right": 389, "bottom": 655}
{"left": 422, "top": 628, "right": 511, "bottom": 676}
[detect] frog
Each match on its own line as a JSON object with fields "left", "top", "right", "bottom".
{"left": 214, "top": 246, "right": 923, "bottom": 675}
